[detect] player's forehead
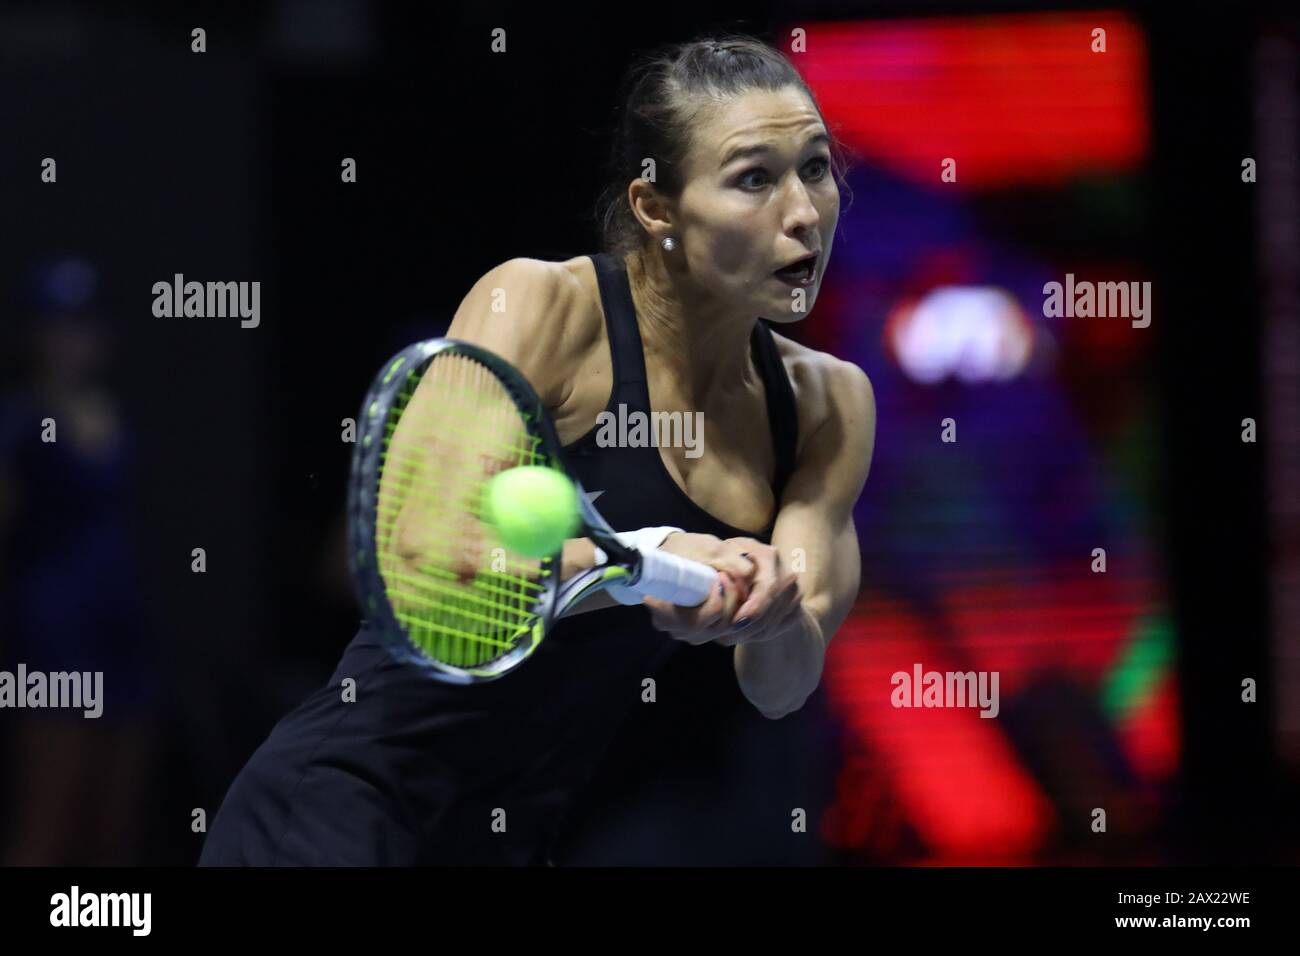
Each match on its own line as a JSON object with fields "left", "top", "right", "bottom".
{"left": 691, "top": 87, "right": 826, "bottom": 164}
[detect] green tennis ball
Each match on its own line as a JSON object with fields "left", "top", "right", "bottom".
{"left": 483, "top": 466, "right": 580, "bottom": 558}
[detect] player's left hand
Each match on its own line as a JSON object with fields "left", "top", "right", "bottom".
{"left": 644, "top": 538, "right": 801, "bottom": 648}
{"left": 709, "top": 538, "right": 802, "bottom": 647}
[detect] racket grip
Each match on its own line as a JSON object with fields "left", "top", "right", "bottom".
{"left": 632, "top": 548, "right": 719, "bottom": 606}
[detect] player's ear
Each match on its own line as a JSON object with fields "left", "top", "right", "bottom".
{"left": 627, "top": 178, "right": 673, "bottom": 245}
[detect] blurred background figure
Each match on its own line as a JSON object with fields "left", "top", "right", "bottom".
{"left": 0, "top": 257, "right": 160, "bottom": 865}
{"left": 791, "top": 13, "right": 1176, "bottom": 863}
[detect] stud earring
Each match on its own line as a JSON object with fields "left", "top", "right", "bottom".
{"left": 661, "top": 236, "right": 677, "bottom": 252}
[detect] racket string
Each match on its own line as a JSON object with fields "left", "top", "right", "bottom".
{"left": 374, "top": 352, "right": 552, "bottom": 669}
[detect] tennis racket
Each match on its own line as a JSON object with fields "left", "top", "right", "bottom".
{"left": 347, "top": 337, "right": 719, "bottom": 684}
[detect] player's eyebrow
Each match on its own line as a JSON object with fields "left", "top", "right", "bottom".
{"left": 719, "top": 131, "right": 829, "bottom": 168}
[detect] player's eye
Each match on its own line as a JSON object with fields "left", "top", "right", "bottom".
{"left": 737, "top": 168, "right": 770, "bottom": 190}
{"left": 803, "top": 157, "right": 830, "bottom": 181}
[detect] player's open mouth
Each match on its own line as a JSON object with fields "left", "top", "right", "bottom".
{"left": 773, "top": 253, "right": 818, "bottom": 287}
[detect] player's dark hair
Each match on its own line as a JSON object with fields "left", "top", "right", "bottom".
{"left": 596, "top": 33, "right": 852, "bottom": 256}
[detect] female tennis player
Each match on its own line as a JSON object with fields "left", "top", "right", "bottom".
{"left": 201, "top": 34, "right": 875, "bottom": 866}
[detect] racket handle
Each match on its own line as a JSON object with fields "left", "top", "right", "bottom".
{"left": 632, "top": 548, "right": 719, "bottom": 606}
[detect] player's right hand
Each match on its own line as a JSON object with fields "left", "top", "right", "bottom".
{"left": 642, "top": 533, "right": 755, "bottom": 645}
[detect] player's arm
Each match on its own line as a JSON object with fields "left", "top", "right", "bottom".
{"left": 437, "top": 259, "right": 601, "bottom": 590}
{"left": 444, "top": 257, "right": 585, "bottom": 411}
{"left": 438, "top": 261, "right": 616, "bottom": 609}
{"left": 731, "top": 359, "right": 876, "bottom": 718}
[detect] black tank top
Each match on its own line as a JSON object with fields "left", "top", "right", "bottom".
{"left": 454, "top": 251, "right": 800, "bottom": 859}
{"left": 565, "top": 251, "right": 799, "bottom": 537}
{"left": 206, "top": 252, "right": 800, "bottom": 866}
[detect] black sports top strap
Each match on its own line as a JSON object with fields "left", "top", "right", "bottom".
{"left": 588, "top": 252, "right": 800, "bottom": 510}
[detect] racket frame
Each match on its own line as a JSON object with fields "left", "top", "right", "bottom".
{"left": 347, "top": 337, "right": 645, "bottom": 683}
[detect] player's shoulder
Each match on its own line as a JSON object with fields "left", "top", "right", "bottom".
{"left": 769, "top": 330, "right": 875, "bottom": 444}
{"left": 477, "top": 255, "right": 598, "bottom": 323}
{"left": 454, "top": 255, "right": 598, "bottom": 344}
{"left": 469, "top": 256, "right": 583, "bottom": 315}
{"left": 450, "top": 256, "right": 602, "bottom": 406}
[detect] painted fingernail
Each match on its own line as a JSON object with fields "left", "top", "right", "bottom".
{"left": 734, "top": 617, "right": 752, "bottom": 629}
{"left": 718, "top": 582, "right": 726, "bottom": 597}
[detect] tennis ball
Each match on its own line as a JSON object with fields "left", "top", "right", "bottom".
{"left": 483, "top": 466, "right": 580, "bottom": 558}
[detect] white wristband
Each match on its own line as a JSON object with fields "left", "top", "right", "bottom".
{"left": 592, "top": 527, "right": 684, "bottom": 605}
